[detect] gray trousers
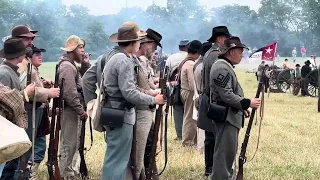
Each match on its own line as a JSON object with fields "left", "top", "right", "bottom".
{"left": 59, "top": 107, "right": 80, "bottom": 178}
{"left": 173, "top": 104, "right": 184, "bottom": 139}
{"left": 103, "top": 123, "right": 133, "bottom": 180}
{"left": 126, "top": 109, "right": 153, "bottom": 179}
{"left": 211, "top": 122, "right": 239, "bottom": 180}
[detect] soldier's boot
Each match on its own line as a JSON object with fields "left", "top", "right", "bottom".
{"left": 204, "top": 167, "right": 212, "bottom": 177}
{"left": 29, "top": 163, "right": 40, "bottom": 180}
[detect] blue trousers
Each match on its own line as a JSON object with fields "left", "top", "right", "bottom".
{"left": 0, "top": 106, "right": 43, "bottom": 180}
{"left": 28, "top": 136, "right": 46, "bottom": 164}
{"left": 102, "top": 123, "right": 133, "bottom": 180}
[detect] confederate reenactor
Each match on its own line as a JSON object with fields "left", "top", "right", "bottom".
{"left": 292, "top": 64, "right": 302, "bottom": 95}
{"left": 0, "top": 37, "right": 36, "bottom": 179}
{"left": 193, "top": 42, "right": 213, "bottom": 154}
{"left": 14, "top": 25, "right": 60, "bottom": 179}
{"left": 101, "top": 26, "right": 165, "bottom": 180}
{"left": 178, "top": 40, "right": 202, "bottom": 147}
{"left": 27, "top": 45, "right": 52, "bottom": 180}
{"left": 199, "top": 26, "right": 231, "bottom": 177}
{"left": 256, "top": 61, "right": 265, "bottom": 81}
{"left": 283, "top": 58, "right": 292, "bottom": 69}
{"left": 209, "top": 37, "right": 260, "bottom": 179}
{"left": 120, "top": 21, "right": 160, "bottom": 179}
{"left": 58, "top": 35, "right": 90, "bottom": 179}
{"left": 301, "top": 60, "right": 312, "bottom": 96}
{"left": 139, "top": 28, "right": 163, "bottom": 90}
{"left": 165, "top": 39, "right": 189, "bottom": 140}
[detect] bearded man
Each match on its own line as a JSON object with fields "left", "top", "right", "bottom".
{"left": 58, "top": 35, "right": 90, "bottom": 179}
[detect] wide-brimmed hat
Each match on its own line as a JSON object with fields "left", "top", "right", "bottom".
{"left": 0, "top": 38, "right": 32, "bottom": 59}
{"left": 179, "top": 39, "right": 190, "bottom": 47}
{"left": 11, "top": 25, "right": 38, "bottom": 38}
{"left": 146, "top": 28, "right": 162, "bottom": 48}
{"left": 218, "top": 36, "right": 248, "bottom": 55}
{"left": 207, "top": 26, "right": 231, "bottom": 43}
{"left": 186, "top": 40, "right": 202, "bottom": 54}
{"left": 109, "top": 26, "right": 143, "bottom": 43}
{"left": 60, "top": 35, "right": 85, "bottom": 52}
{"left": 305, "top": 60, "right": 311, "bottom": 65}
{"left": 202, "top": 42, "right": 212, "bottom": 56}
{"left": 122, "top": 21, "right": 147, "bottom": 37}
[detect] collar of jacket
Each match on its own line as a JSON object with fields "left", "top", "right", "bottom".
{"left": 2, "top": 60, "right": 19, "bottom": 76}
{"left": 219, "top": 56, "right": 235, "bottom": 68}
{"left": 212, "top": 43, "right": 219, "bottom": 50}
{"left": 113, "top": 46, "right": 130, "bottom": 58}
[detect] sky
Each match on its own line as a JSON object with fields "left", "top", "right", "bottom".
{"left": 61, "top": 0, "right": 261, "bottom": 16}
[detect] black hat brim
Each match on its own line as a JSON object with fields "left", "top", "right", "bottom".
{"left": 0, "top": 47, "right": 32, "bottom": 59}
{"left": 207, "top": 32, "right": 232, "bottom": 42}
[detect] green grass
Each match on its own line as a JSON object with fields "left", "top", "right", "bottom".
{"left": 35, "top": 58, "right": 320, "bottom": 179}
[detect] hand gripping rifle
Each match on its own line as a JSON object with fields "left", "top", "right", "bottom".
{"left": 47, "top": 65, "right": 63, "bottom": 180}
{"left": 146, "top": 67, "right": 169, "bottom": 180}
{"left": 236, "top": 67, "right": 268, "bottom": 180}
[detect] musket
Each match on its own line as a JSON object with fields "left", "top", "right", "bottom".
{"left": 79, "top": 115, "right": 88, "bottom": 179}
{"left": 16, "top": 62, "right": 33, "bottom": 179}
{"left": 47, "top": 65, "right": 62, "bottom": 180}
{"left": 236, "top": 67, "right": 267, "bottom": 180}
{"left": 145, "top": 66, "right": 169, "bottom": 180}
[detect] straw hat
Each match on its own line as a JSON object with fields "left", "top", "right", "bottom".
{"left": 122, "top": 21, "right": 147, "bottom": 37}
{"left": 60, "top": 35, "right": 85, "bottom": 52}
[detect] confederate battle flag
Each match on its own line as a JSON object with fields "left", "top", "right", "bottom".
{"left": 249, "top": 42, "right": 278, "bottom": 61}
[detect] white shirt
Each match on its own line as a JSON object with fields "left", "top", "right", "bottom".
{"left": 165, "top": 51, "right": 188, "bottom": 76}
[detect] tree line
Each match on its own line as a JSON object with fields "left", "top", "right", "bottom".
{"left": 0, "top": 0, "right": 319, "bottom": 62}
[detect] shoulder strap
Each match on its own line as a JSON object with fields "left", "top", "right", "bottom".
{"left": 175, "top": 58, "right": 193, "bottom": 84}
{"left": 58, "top": 58, "right": 80, "bottom": 82}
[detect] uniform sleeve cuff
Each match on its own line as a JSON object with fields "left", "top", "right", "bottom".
{"left": 240, "top": 98, "right": 250, "bottom": 110}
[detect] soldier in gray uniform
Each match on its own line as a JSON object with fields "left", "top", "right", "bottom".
{"left": 199, "top": 26, "right": 231, "bottom": 176}
{"left": 209, "top": 37, "right": 261, "bottom": 179}
{"left": 102, "top": 26, "right": 165, "bottom": 180}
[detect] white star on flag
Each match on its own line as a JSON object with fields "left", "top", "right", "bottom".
{"left": 266, "top": 47, "right": 273, "bottom": 54}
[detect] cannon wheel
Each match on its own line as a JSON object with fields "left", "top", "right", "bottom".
{"left": 276, "top": 69, "right": 293, "bottom": 93}
{"left": 305, "top": 69, "right": 319, "bottom": 97}
{"left": 268, "top": 70, "right": 278, "bottom": 89}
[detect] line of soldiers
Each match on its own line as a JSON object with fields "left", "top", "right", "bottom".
{"left": 0, "top": 25, "right": 92, "bottom": 180}
{"left": 166, "top": 26, "right": 261, "bottom": 179}
{"left": 0, "top": 24, "right": 263, "bottom": 180}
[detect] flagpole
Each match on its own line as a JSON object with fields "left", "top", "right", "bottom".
{"left": 273, "top": 41, "right": 278, "bottom": 66}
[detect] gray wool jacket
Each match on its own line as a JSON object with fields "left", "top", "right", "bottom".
{"left": 82, "top": 55, "right": 104, "bottom": 104}
{"left": 103, "top": 52, "right": 155, "bottom": 125}
{"left": 210, "top": 58, "right": 247, "bottom": 129}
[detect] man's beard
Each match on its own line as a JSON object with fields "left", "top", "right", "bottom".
{"left": 145, "top": 49, "right": 154, "bottom": 60}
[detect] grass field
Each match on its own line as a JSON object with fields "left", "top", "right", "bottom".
{"left": 35, "top": 57, "right": 320, "bottom": 179}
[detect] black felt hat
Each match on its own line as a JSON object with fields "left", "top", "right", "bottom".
{"left": 186, "top": 40, "right": 202, "bottom": 54}
{"left": 207, "top": 26, "right": 231, "bottom": 43}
